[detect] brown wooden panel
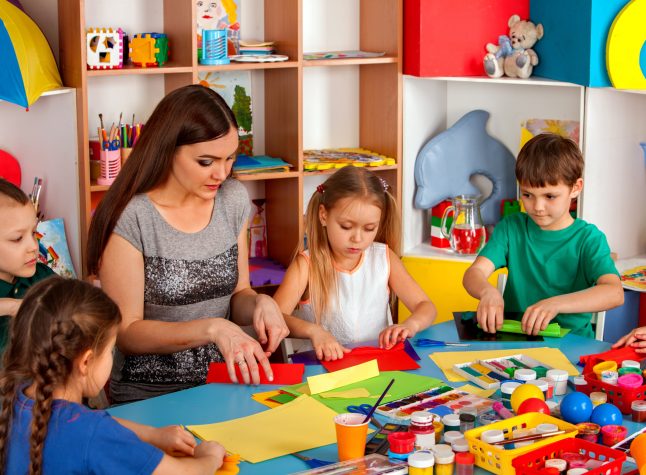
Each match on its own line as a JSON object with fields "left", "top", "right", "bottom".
{"left": 360, "top": 0, "right": 402, "bottom": 56}
{"left": 265, "top": 177, "right": 302, "bottom": 267}
{"left": 164, "top": 0, "right": 193, "bottom": 67}
{"left": 265, "top": 0, "right": 301, "bottom": 60}
{"left": 265, "top": 68, "right": 301, "bottom": 169}
{"left": 165, "top": 73, "right": 194, "bottom": 94}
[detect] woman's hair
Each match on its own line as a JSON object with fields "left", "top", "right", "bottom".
{"left": 0, "top": 277, "right": 121, "bottom": 474}
{"left": 302, "top": 167, "right": 400, "bottom": 321}
{"left": 516, "top": 133, "right": 584, "bottom": 188}
{"left": 0, "top": 178, "right": 29, "bottom": 207}
{"left": 86, "top": 84, "right": 238, "bottom": 275}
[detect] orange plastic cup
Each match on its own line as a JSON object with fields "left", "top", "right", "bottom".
{"left": 334, "top": 413, "right": 369, "bottom": 461}
{"left": 631, "top": 433, "right": 646, "bottom": 474}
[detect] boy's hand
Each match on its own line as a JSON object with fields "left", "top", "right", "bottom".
{"left": 194, "top": 440, "right": 226, "bottom": 463}
{"left": 379, "top": 322, "right": 418, "bottom": 349}
{"left": 477, "top": 287, "right": 505, "bottom": 333}
{"left": 521, "top": 298, "right": 559, "bottom": 335}
{"left": 150, "top": 426, "right": 197, "bottom": 456}
{"left": 613, "top": 326, "right": 646, "bottom": 352}
{"left": 311, "top": 327, "right": 350, "bottom": 361}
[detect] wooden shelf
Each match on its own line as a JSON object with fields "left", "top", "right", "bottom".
{"left": 90, "top": 182, "right": 110, "bottom": 192}
{"left": 197, "top": 60, "right": 300, "bottom": 73}
{"left": 303, "top": 165, "right": 398, "bottom": 176}
{"left": 303, "top": 56, "right": 399, "bottom": 67}
{"left": 234, "top": 171, "right": 300, "bottom": 181}
{"left": 86, "top": 62, "right": 193, "bottom": 77}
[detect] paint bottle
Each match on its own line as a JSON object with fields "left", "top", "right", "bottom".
{"left": 442, "top": 414, "right": 460, "bottom": 433}
{"left": 459, "top": 413, "right": 475, "bottom": 433}
{"left": 600, "top": 370, "right": 618, "bottom": 385}
{"left": 408, "top": 450, "right": 435, "bottom": 475}
{"left": 622, "top": 359, "right": 640, "bottom": 369}
{"left": 573, "top": 376, "right": 588, "bottom": 391}
{"left": 443, "top": 431, "right": 464, "bottom": 446}
{"left": 480, "top": 429, "right": 504, "bottom": 445}
{"left": 589, "top": 392, "right": 607, "bottom": 406}
{"left": 433, "top": 419, "right": 445, "bottom": 444}
{"left": 387, "top": 431, "right": 416, "bottom": 461}
{"left": 451, "top": 438, "right": 469, "bottom": 453}
{"left": 500, "top": 381, "right": 522, "bottom": 409}
{"left": 410, "top": 411, "right": 436, "bottom": 450}
{"left": 545, "top": 458, "right": 568, "bottom": 474}
{"left": 546, "top": 369, "right": 569, "bottom": 396}
{"left": 455, "top": 452, "right": 475, "bottom": 475}
{"left": 514, "top": 368, "right": 537, "bottom": 381}
{"left": 593, "top": 361, "right": 617, "bottom": 379}
{"left": 538, "top": 377, "right": 555, "bottom": 399}
{"left": 536, "top": 423, "right": 559, "bottom": 435}
{"left": 631, "top": 400, "right": 646, "bottom": 422}
{"left": 434, "top": 450, "right": 455, "bottom": 475}
{"left": 567, "top": 469, "right": 589, "bottom": 475}
{"left": 575, "top": 422, "right": 600, "bottom": 443}
{"left": 617, "top": 373, "right": 643, "bottom": 389}
{"left": 512, "top": 428, "right": 536, "bottom": 448}
{"left": 601, "top": 425, "right": 627, "bottom": 446}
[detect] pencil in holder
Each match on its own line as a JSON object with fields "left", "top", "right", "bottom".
{"left": 200, "top": 29, "right": 229, "bottom": 65}
{"left": 120, "top": 147, "right": 133, "bottom": 164}
{"left": 97, "top": 149, "right": 121, "bottom": 185}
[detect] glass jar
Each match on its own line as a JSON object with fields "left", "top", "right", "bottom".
{"left": 455, "top": 451, "right": 475, "bottom": 475}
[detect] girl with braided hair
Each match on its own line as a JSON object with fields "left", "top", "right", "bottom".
{"left": 273, "top": 166, "right": 437, "bottom": 361}
{"left": 0, "top": 277, "right": 225, "bottom": 474}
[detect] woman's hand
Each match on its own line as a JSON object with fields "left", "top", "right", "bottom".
{"left": 210, "top": 319, "right": 274, "bottom": 385}
{"left": 613, "top": 326, "right": 646, "bottom": 352}
{"left": 379, "top": 321, "right": 418, "bottom": 349}
{"left": 149, "top": 426, "right": 197, "bottom": 456}
{"left": 310, "top": 327, "right": 350, "bottom": 361}
{"left": 252, "top": 294, "right": 290, "bottom": 353}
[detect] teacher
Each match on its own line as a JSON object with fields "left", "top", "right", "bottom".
{"left": 86, "top": 85, "right": 289, "bottom": 404}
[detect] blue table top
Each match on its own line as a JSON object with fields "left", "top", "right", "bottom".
{"left": 108, "top": 321, "right": 642, "bottom": 474}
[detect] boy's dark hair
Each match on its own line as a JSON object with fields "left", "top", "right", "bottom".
{"left": 516, "top": 133, "right": 584, "bottom": 188}
{"left": 0, "top": 178, "right": 29, "bottom": 206}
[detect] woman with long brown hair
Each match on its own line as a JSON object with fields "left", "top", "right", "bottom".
{"left": 87, "top": 85, "right": 288, "bottom": 404}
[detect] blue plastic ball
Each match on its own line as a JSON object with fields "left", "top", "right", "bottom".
{"left": 590, "top": 403, "right": 623, "bottom": 426}
{"left": 559, "top": 392, "right": 593, "bottom": 424}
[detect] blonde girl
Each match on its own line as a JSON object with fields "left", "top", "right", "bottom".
{"left": 274, "top": 167, "right": 437, "bottom": 361}
{"left": 0, "top": 277, "right": 224, "bottom": 474}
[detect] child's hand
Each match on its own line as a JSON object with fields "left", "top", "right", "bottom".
{"left": 311, "top": 327, "right": 350, "bottom": 361}
{"left": 521, "top": 298, "right": 559, "bottom": 335}
{"left": 613, "top": 326, "right": 646, "bottom": 352}
{"left": 150, "top": 426, "right": 197, "bottom": 456}
{"left": 379, "top": 322, "right": 417, "bottom": 349}
{"left": 194, "top": 440, "right": 226, "bottom": 463}
{"left": 477, "top": 288, "right": 504, "bottom": 333}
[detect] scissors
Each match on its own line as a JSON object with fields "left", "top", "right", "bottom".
{"left": 103, "top": 138, "right": 120, "bottom": 151}
{"left": 347, "top": 404, "right": 383, "bottom": 429}
{"left": 413, "top": 339, "right": 470, "bottom": 347}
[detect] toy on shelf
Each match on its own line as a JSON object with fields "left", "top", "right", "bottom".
{"left": 130, "top": 33, "right": 168, "bottom": 68}
{"left": 484, "top": 15, "right": 544, "bottom": 79}
{"left": 86, "top": 27, "right": 124, "bottom": 70}
{"left": 429, "top": 199, "right": 452, "bottom": 248}
{"left": 500, "top": 199, "right": 521, "bottom": 217}
{"left": 200, "top": 29, "right": 229, "bottom": 65}
{"left": 304, "top": 148, "right": 395, "bottom": 171}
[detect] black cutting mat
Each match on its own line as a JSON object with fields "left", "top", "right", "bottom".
{"left": 453, "top": 311, "right": 544, "bottom": 342}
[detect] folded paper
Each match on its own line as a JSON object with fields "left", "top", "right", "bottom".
{"left": 206, "top": 362, "right": 304, "bottom": 385}
{"left": 307, "top": 360, "right": 379, "bottom": 395}
{"left": 321, "top": 343, "right": 420, "bottom": 373}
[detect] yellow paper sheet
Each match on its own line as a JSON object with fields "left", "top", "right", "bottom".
{"left": 430, "top": 347, "right": 580, "bottom": 382}
{"left": 319, "top": 388, "right": 371, "bottom": 399}
{"left": 457, "top": 384, "right": 497, "bottom": 398}
{"left": 307, "top": 359, "right": 379, "bottom": 395}
{"left": 250, "top": 390, "right": 283, "bottom": 408}
{"left": 187, "top": 395, "right": 341, "bottom": 463}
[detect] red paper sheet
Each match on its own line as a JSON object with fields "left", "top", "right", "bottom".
{"left": 206, "top": 362, "right": 305, "bottom": 385}
{"left": 321, "top": 343, "right": 420, "bottom": 373}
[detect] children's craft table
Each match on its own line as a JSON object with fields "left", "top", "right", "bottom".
{"left": 108, "top": 321, "right": 641, "bottom": 474}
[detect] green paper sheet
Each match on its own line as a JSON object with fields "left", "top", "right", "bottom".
{"left": 280, "top": 371, "right": 444, "bottom": 414}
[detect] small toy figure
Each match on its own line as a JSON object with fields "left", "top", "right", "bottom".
{"left": 130, "top": 33, "right": 169, "bottom": 68}
{"left": 483, "top": 15, "right": 544, "bottom": 79}
{"left": 86, "top": 27, "right": 124, "bottom": 70}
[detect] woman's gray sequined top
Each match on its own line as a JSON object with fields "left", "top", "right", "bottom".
{"left": 109, "top": 179, "right": 250, "bottom": 404}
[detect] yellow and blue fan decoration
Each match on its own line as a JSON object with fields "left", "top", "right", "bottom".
{"left": 0, "top": 1, "right": 62, "bottom": 109}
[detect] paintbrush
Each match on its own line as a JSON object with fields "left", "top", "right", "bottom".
{"left": 490, "top": 429, "right": 566, "bottom": 445}
{"left": 99, "top": 112, "right": 104, "bottom": 131}
{"left": 361, "top": 378, "right": 395, "bottom": 424}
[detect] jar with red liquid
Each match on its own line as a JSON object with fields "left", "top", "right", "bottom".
{"left": 440, "top": 195, "right": 487, "bottom": 255}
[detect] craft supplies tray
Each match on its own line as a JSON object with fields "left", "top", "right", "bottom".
{"left": 375, "top": 385, "right": 494, "bottom": 421}
{"left": 511, "top": 438, "right": 626, "bottom": 475}
{"left": 453, "top": 361, "right": 503, "bottom": 389}
{"left": 464, "top": 413, "right": 578, "bottom": 475}
{"left": 479, "top": 353, "right": 554, "bottom": 379}
{"left": 290, "top": 453, "right": 407, "bottom": 474}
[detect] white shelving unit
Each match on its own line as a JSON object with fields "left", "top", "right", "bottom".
{"left": 402, "top": 75, "right": 646, "bottom": 262}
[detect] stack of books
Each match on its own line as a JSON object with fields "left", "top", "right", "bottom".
{"left": 233, "top": 154, "right": 292, "bottom": 175}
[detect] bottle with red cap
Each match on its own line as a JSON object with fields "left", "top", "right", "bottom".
{"left": 455, "top": 452, "right": 475, "bottom": 475}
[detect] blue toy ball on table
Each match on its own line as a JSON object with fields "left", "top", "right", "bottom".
{"left": 590, "top": 403, "right": 623, "bottom": 426}
{"left": 559, "top": 392, "right": 593, "bottom": 424}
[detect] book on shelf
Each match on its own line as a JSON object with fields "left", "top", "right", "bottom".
{"left": 303, "top": 50, "right": 385, "bottom": 60}
{"left": 233, "top": 155, "right": 292, "bottom": 175}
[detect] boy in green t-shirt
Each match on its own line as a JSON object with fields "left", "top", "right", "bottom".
{"left": 463, "top": 134, "right": 624, "bottom": 338}
{"left": 0, "top": 179, "right": 54, "bottom": 355}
